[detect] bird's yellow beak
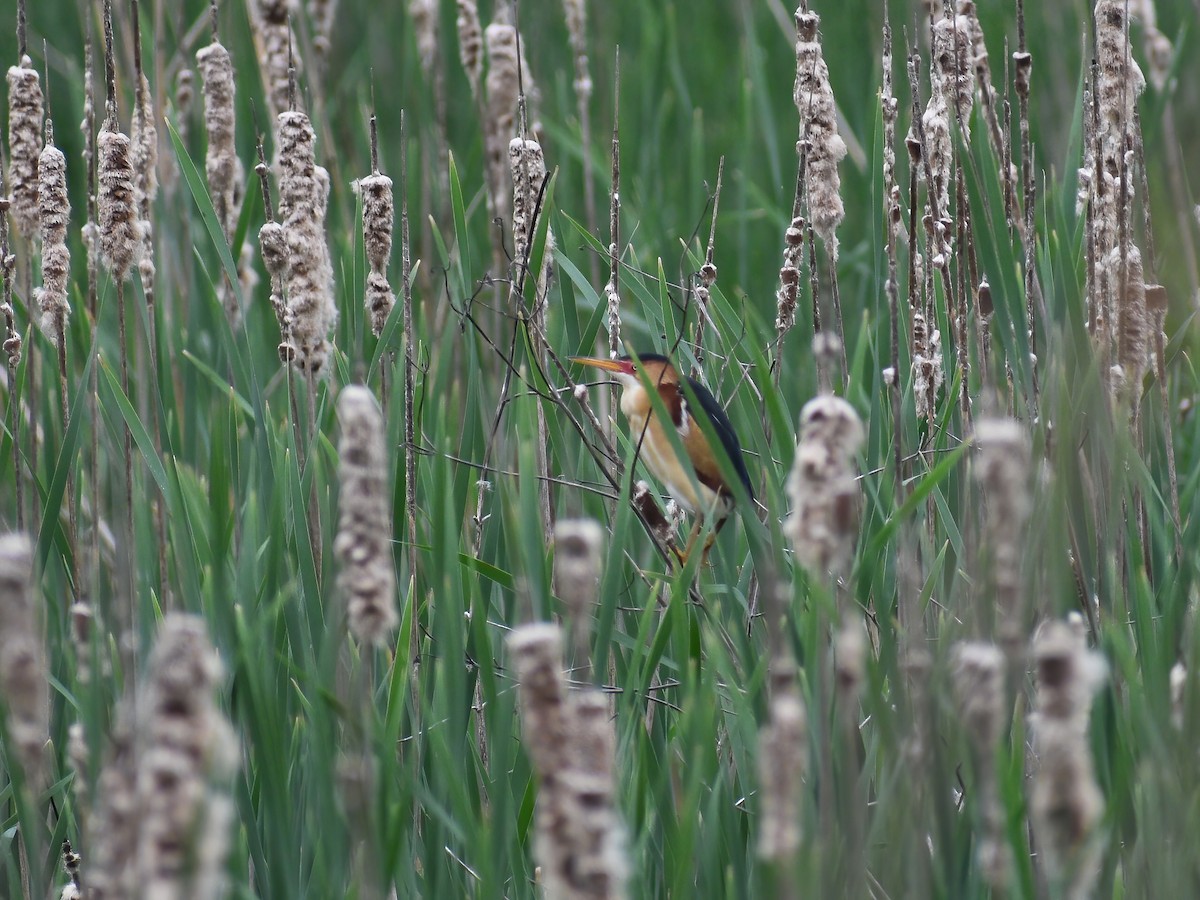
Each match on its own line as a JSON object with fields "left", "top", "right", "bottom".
{"left": 570, "top": 356, "right": 630, "bottom": 374}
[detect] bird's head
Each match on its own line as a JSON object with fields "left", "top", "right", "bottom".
{"left": 570, "top": 353, "right": 678, "bottom": 390}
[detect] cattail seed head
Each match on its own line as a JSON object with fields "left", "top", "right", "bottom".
{"left": 335, "top": 386, "right": 398, "bottom": 645}
{"left": 1030, "top": 620, "right": 1106, "bottom": 896}
{"left": 36, "top": 138, "right": 72, "bottom": 345}
{"left": 553, "top": 518, "right": 604, "bottom": 623}
{"left": 756, "top": 683, "right": 808, "bottom": 860}
{"left": 456, "top": 0, "right": 483, "bottom": 96}
{"left": 137, "top": 614, "right": 239, "bottom": 900}
{"left": 356, "top": 172, "right": 394, "bottom": 273}
{"left": 973, "top": 418, "right": 1031, "bottom": 647}
{"left": 484, "top": 22, "right": 520, "bottom": 225}
{"left": 97, "top": 126, "right": 143, "bottom": 280}
{"left": 510, "top": 623, "right": 571, "bottom": 778}
{"left": 196, "top": 41, "right": 243, "bottom": 239}
{"left": 793, "top": 11, "right": 846, "bottom": 258}
{"left": 784, "top": 394, "right": 864, "bottom": 578}
{"left": 509, "top": 137, "right": 547, "bottom": 272}
{"left": 921, "top": 80, "right": 953, "bottom": 220}
{"left": 932, "top": 11, "right": 976, "bottom": 139}
{"left": 509, "top": 624, "right": 628, "bottom": 899}
{"left": 6, "top": 57, "right": 43, "bottom": 236}
{"left": 354, "top": 162, "right": 397, "bottom": 337}
{"left": 952, "top": 642, "right": 1007, "bottom": 750}
{"left": 0, "top": 532, "right": 48, "bottom": 789}
{"left": 131, "top": 72, "right": 159, "bottom": 208}
{"left": 252, "top": 0, "right": 301, "bottom": 122}
{"left": 409, "top": 0, "right": 439, "bottom": 75}
{"left": 277, "top": 110, "right": 336, "bottom": 372}
{"left": 1113, "top": 242, "right": 1148, "bottom": 401}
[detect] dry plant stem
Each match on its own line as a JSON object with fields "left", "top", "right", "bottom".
{"left": 38, "top": 121, "right": 78, "bottom": 592}
{"left": 564, "top": 0, "right": 599, "bottom": 287}
{"left": 132, "top": 1, "right": 168, "bottom": 608}
{"left": 603, "top": 51, "right": 622, "bottom": 451}
{"left": 691, "top": 156, "right": 723, "bottom": 374}
{"left": 400, "top": 111, "right": 419, "bottom": 672}
{"left": 84, "top": 33, "right": 101, "bottom": 607}
{"left": 1014, "top": 2, "right": 1039, "bottom": 416}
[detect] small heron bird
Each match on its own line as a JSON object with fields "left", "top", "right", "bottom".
{"left": 571, "top": 353, "right": 754, "bottom": 559}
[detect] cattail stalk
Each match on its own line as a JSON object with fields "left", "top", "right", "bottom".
{"left": 691, "top": 159, "right": 722, "bottom": 375}
{"left": 563, "top": 0, "right": 599, "bottom": 286}
{"left": 605, "top": 51, "right": 622, "bottom": 363}
{"left": 37, "top": 119, "right": 78, "bottom": 581}
{"left": 100, "top": 0, "right": 143, "bottom": 672}
{"left": 510, "top": 136, "right": 554, "bottom": 545}
{"left": 399, "top": 111, "right": 418, "bottom": 671}
{"left": 335, "top": 386, "right": 398, "bottom": 645}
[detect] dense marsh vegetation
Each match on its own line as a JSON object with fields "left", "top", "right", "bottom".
{"left": 2, "top": 0, "right": 1200, "bottom": 896}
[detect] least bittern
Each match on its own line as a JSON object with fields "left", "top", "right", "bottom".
{"left": 571, "top": 353, "right": 754, "bottom": 560}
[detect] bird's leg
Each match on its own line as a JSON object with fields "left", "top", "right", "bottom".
{"left": 673, "top": 518, "right": 717, "bottom": 566}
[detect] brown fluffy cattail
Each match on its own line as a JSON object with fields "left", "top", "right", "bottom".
{"left": 6, "top": 56, "right": 43, "bottom": 236}
{"left": 136, "top": 614, "right": 239, "bottom": 900}
{"left": 456, "top": 0, "right": 483, "bottom": 97}
{"left": 308, "top": 0, "right": 338, "bottom": 57}
{"left": 952, "top": 642, "right": 1011, "bottom": 888}
{"left": 774, "top": 215, "right": 805, "bottom": 339}
{"left": 554, "top": 518, "right": 604, "bottom": 676}
{"left": 484, "top": 22, "right": 520, "bottom": 227}
{"left": 277, "top": 110, "right": 336, "bottom": 371}
{"left": 509, "top": 137, "right": 545, "bottom": 264}
{"left": 911, "top": 310, "right": 943, "bottom": 423}
{"left": 97, "top": 125, "right": 143, "bottom": 280}
{"left": 921, "top": 68, "right": 953, "bottom": 223}
{"left": 1029, "top": 620, "right": 1105, "bottom": 897}
{"left": 354, "top": 165, "right": 396, "bottom": 337}
{"left": 252, "top": 0, "right": 301, "bottom": 122}
{"left": 196, "top": 41, "right": 243, "bottom": 240}
{"left": 1112, "top": 242, "right": 1148, "bottom": 401}
{"left": 756, "top": 681, "right": 808, "bottom": 860}
{"left": 784, "top": 393, "right": 865, "bottom": 578}
{"left": 37, "top": 126, "right": 71, "bottom": 345}
{"left": 793, "top": 12, "right": 846, "bottom": 259}
{"left": 0, "top": 532, "right": 48, "bottom": 789}
{"left": 131, "top": 72, "right": 158, "bottom": 212}
{"left": 335, "top": 386, "right": 398, "bottom": 645}
{"left": 84, "top": 715, "right": 139, "bottom": 899}
{"left": 409, "top": 0, "right": 438, "bottom": 76}
{"left": 510, "top": 624, "right": 629, "bottom": 899}
{"left": 932, "top": 9, "right": 975, "bottom": 139}
{"left": 973, "top": 418, "right": 1031, "bottom": 655}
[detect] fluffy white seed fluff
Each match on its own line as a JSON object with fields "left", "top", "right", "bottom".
{"left": 97, "top": 126, "right": 144, "bottom": 280}
{"left": 0, "top": 533, "right": 48, "bottom": 789}
{"left": 37, "top": 138, "right": 72, "bottom": 345}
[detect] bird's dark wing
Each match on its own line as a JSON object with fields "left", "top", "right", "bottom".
{"left": 682, "top": 376, "right": 755, "bottom": 503}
